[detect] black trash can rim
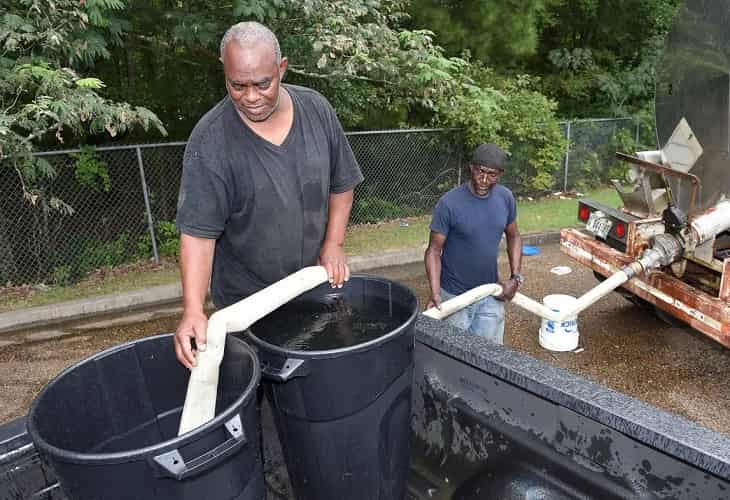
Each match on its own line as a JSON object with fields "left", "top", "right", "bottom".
{"left": 246, "top": 275, "right": 419, "bottom": 359}
{"left": 27, "top": 333, "right": 260, "bottom": 465}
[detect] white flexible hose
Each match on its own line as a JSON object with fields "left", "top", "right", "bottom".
{"left": 511, "top": 292, "right": 561, "bottom": 321}
{"left": 178, "top": 266, "right": 329, "bottom": 435}
{"left": 423, "top": 284, "right": 503, "bottom": 320}
{"left": 427, "top": 268, "right": 631, "bottom": 325}
{"left": 509, "top": 269, "right": 629, "bottom": 322}
{"left": 558, "top": 270, "right": 629, "bottom": 319}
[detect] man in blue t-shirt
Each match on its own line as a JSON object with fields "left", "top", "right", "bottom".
{"left": 424, "top": 143, "right": 523, "bottom": 344}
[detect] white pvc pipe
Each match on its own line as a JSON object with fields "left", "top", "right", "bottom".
{"left": 511, "top": 292, "right": 561, "bottom": 321}
{"left": 558, "top": 270, "right": 629, "bottom": 319}
{"left": 691, "top": 200, "right": 730, "bottom": 245}
{"left": 427, "top": 268, "right": 631, "bottom": 325}
{"left": 178, "top": 266, "right": 329, "bottom": 435}
{"left": 511, "top": 269, "right": 630, "bottom": 322}
{"left": 423, "top": 284, "right": 503, "bottom": 320}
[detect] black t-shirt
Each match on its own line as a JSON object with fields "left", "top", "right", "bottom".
{"left": 176, "top": 84, "right": 364, "bottom": 307}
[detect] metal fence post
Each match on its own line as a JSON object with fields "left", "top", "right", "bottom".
{"left": 563, "top": 121, "right": 571, "bottom": 192}
{"left": 635, "top": 119, "right": 640, "bottom": 148}
{"left": 136, "top": 146, "right": 159, "bottom": 263}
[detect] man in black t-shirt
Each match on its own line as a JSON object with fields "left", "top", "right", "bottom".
{"left": 174, "top": 21, "right": 363, "bottom": 369}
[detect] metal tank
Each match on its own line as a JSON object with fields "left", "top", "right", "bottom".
{"left": 655, "top": 0, "right": 730, "bottom": 213}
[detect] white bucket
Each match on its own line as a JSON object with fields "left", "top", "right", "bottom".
{"left": 538, "top": 294, "right": 580, "bottom": 352}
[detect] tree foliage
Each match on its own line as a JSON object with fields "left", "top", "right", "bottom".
{"left": 88, "top": 0, "right": 565, "bottom": 193}
{"left": 4, "top": 0, "right": 570, "bottom": 198}
{"left": 407, "top": 0, "right": 681, "bottom": 118}
{"left": 534, "top": 0, "right": 682, "bottom": 117}
{"left": 1, "top": 0, "right": 165, "bottom": 209}
{"left": 407, "top": 0, "right": 549, "bottom": 67}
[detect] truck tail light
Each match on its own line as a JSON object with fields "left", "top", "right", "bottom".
{"left": 578, "top": 205, "right": 590, "bottom": 222}
{"left": 614, "top": 222, "right": 626, "bottom": 238}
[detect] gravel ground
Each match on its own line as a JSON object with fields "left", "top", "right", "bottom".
{"left": 2, "top": 242, "right": 729, "bottom": 436}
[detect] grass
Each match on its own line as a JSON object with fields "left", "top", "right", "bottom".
{"left": 517, "top": 188, "right": 620, "bottom": 233}
{"left": 344, "top": 187, "right": 621, "bottom": 254}
{"left": 2, "top": 187, "right": 620, "bottom": 312}
{"left": 0, "top": 263, "right": 181, "bottom": 314}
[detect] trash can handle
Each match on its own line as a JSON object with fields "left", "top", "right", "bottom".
{"left": 151, "top": 414, "right": 247, "bottom": 481}
{"left": 261, "top": 358, "right": 309, "bottom": 383}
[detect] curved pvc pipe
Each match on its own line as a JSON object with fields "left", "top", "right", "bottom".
{"left": 427, "top": 266, "right": 637, "bottom": 325}
{"left": 423, "top": 284, "right": 503, "bottom": 320}
{"left": 558, "top": 270, "right": 630, "bottom": 319}
{"left": 178, "top": 266, "right": 329, "bottom": 435}
{"left": 511, "top": 292, "right": 561, "bottom": 321}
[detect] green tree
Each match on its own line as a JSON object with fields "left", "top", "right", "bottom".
{"left": 93, "top": 1, "right": 564, "bottom": 142}
{"left": 1, "top": 0, "right": 165, "bottom": 283}
{"left": 407, "top": 0, "right": 549, "bottom": 67}
{"left": 406, "top": 0, "right": 680, "bottom": 118}
{"left": 1, "top": 0, "right": 165, "bottom": 208}
{"left": 534, "top": 0, "right": 681, "bottom": 117}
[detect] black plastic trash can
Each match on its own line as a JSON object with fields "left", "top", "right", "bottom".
{"left": 247, "top": 275, "right": 418, "bottom": 500}
{"left": 27, "top": 333, "right": 264, "bottom": 500}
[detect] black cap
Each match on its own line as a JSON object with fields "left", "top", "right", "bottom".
{"left": 470, "top": 143, "right": 506, "bottom": 170}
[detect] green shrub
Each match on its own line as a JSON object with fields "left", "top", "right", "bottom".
{"left": 433, "top": 69, "right": 566, "bottom": 197}
{"left": 52, "top": 265, "right": 72, "bottom": 286}
{"left": 138, "top": 220, "right": 180, "bottom": 259}
{"left": 353, "top": 197, "right": 410, "bottom": 224}
{"left": 72, "top": 145, "right": 111, "bottom": 192}
{"left": 73, "top": 234, "right": 132, "bottom": 277}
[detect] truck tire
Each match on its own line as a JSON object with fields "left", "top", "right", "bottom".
{"left": 653, "top": 305, "right": 689, "bottom": 329}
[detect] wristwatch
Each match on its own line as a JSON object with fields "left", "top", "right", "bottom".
{"left": 510, "top": 273, "right": 525, "bottom": 285}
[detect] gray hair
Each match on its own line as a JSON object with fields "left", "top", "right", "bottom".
{"left": 220, "top": 22, "right": 282, "bottom": 62}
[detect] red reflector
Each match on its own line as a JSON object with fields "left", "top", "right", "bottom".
{"left": 614, "top": 222, "right": 626, "bottom": 238}
{"left": 578, "top": 206, "right": 590, "bottom": 222}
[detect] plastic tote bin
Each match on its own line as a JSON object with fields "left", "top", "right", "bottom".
{"left": 247, "top": 275, "right": 419, "bottom": 500}
{"left": 27, "top": 333, "right": 263, "bottom": 500}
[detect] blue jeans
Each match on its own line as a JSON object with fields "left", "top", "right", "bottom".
{"left": 440, "top": 289, "right": 505, "bottom": 344}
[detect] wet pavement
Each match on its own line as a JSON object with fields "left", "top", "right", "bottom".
{"left": 1, "top": 242, "right": 729, "bottom": 435}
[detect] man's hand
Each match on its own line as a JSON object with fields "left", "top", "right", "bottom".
{"left": 497, "top": 279, "right": 519, "bottom": 301}
{"left": 426, "top": 293, "right": 442, "bottom": 310}
{"left": 319, "top": 241, "right": 350, "bottom": 288}
{"left": 174, "top": 310, "right": 208, "bottom": 369}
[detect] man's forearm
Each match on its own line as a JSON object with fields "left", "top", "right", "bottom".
{"left": 323, "top": 190, "right": 354, "bottom": 246}
{"left": 424, "top": 248, "right": 442, "bottom": 297}
{"left": 180, "top": 234, "right": 216, "bottom": 313}
{"left": 506, "top": 231, "right": 523, "bottom": 276}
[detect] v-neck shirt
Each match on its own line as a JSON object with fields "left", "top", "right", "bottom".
{"left": 177, "top": 84, "right": 364, "bottom": 307}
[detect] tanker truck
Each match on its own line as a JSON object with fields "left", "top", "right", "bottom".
{"left": 561, "top": 0, "right": 730, "bottom": 347}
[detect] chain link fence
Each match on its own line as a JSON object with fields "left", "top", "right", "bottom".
{"left": 348, "top": 129, "right": 462, "bottom": 224}
{"left": 557, "top": 117, "right": 643, "bottom": 194}
{"left": 501, "top": 117, "right": 644, "bottom": 196}
{"left": 0, "top": 118, "right": 642, "bottom": 287}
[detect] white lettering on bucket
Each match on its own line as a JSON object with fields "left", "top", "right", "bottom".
{"left": 539, "top": 294, "right": 580, "bottom": 352}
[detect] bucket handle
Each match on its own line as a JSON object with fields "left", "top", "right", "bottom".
{"left": 261, "top": 358, "right": 309, "bottom": 383}
{"left": 150, "top": 414, "right": 247, "bottom": 480}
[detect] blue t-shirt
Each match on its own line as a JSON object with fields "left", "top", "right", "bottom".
{"left": 430, "top": 183, "right": 516, "bottom": 295}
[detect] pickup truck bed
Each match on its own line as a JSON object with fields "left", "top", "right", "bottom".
{"left": 3, "top": 316, "right": 730, "bottom": 499}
